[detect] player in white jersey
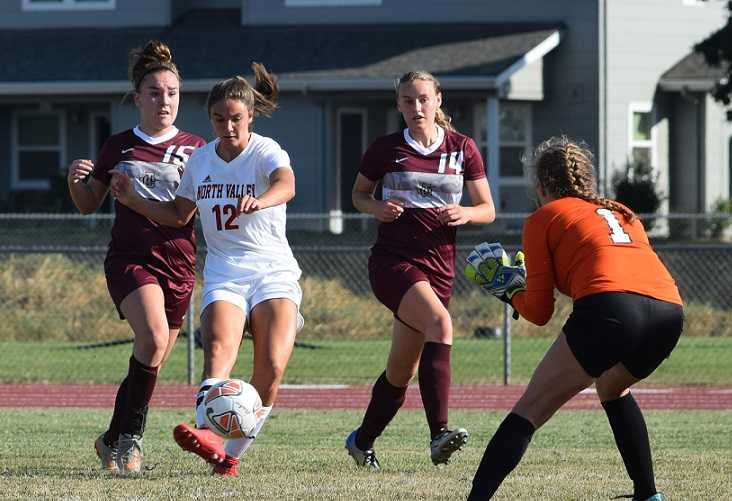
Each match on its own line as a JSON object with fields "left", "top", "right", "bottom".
{"left": 110, "top": 63, "right": 303, "bottom": 476}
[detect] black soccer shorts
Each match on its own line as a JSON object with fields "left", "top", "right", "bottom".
{"left": 563, "top": 292, "right": 684, "bottom": 379}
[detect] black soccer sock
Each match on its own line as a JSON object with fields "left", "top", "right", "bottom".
{"left": 104, "top": 376, "right": 129, "bottom": 447}
{"left": 468, "top": 412, "right": 536, "bottom": 500}
{"left": 356, "top": 371, "right": 407, "bottom": 450}
{"left": 602, "top": 393, "right": 657, "bottom": 500}
{"left": 418, "top": 342, "right": 452, "bottom": 438}
{"left": 119, "top": 356, "right": 159, "bottom": 437}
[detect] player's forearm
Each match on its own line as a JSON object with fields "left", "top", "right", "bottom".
{"left": 125, "top": 197, "right": 190, "bottom": 228}
{"left": 512, "top": 289, "right": 554, "bottom": 326}
{"left": 352, "top": 192, "right": 379, "bottom": 215}
{"left": 68, "top": 180, "right": 103, "bottom": 214}
{"left": 464, "top": 203, "right": 496, "bottom": 224}
{"left": 257, "top": 182, "right": 295, "bottom": 209}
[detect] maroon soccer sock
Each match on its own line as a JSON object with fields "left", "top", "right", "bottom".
{"left": 104, "top": 376, "right": 129, "bottom": 446}
{"left": 356, "top": 371, "right": 407, "bottom": 450}
{"left": 418, "top": 342, "right": 451, "bottom": 438}
{"left": 119, "top": 355, "right": 159, "bottom": 437}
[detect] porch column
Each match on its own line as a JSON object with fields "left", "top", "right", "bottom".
{"left": 485, "top": 95, "right": 501, "bottom": 210}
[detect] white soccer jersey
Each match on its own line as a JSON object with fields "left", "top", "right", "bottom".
{"left": 177, "top": 133, "right": 301, "bottom": 282}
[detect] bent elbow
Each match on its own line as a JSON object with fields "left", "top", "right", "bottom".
{"left": 486, "top": 208, "right": 496, "bottom": 224}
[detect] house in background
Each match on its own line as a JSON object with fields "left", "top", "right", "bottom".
{"left": 0, "top": 0, "right": 727, "bottom": 234}
{"left": 659, "top": 51, "right": 731, "bottom": 218}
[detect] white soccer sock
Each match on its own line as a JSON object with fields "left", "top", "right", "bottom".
{"left": 224, "top": 405, "right": 272, "bottom": 458}
{"left": 195, "top": 377, "right": 224, "bottom": 428}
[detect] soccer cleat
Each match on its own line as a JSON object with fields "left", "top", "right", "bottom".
{"left": 173, "top": 423, "right": 225, "bottom": 465}
{"left": 94, "top": 433, "right": 118, "bottom": 472}
{"left": 640, "top": 494, "right": 666, "bottom": 501}
{"left": 430, "top": 427, "right": 469, "bottom": 465}
{"left": 345, "top": 429, "right": 380, "bottom": 471}
{"left": 212, "top": 455, "right": 239, "bottom": 476}
{"left": 296, "top": 312, "right": 305, "bottom": 334}
{"left": 116, "top": 433, "right": 144, "bottom": 474}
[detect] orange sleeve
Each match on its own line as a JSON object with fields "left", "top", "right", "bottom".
{"left": 512, "top": 211, "right": 556, "bottom": 326}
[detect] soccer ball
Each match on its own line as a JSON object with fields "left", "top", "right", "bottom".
{"left": 203, "top": 379, "right": 262, "bottom": 439}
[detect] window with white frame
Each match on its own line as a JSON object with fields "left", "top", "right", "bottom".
{"left": 474, "top": 101, "right": 533, "bottom": 213}
{"left": 285, "top": 0, "right": 380, "bottom": 6}
{"left": 629, "top": 103, "right": 654, "bottom": 167}
{"left": 22, "top": 0, "right": 115, "bottom": 11}
{"left": 12, "top": 111, "right": 65, "bottom": 190}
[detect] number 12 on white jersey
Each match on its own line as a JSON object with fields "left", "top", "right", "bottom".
{"left": 596, "top": 208, "right": 632, "bottom": 244}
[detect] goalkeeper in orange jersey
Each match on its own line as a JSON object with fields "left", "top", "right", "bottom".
{"left": 464, "top": 136, "right": 683, "bottom": 501}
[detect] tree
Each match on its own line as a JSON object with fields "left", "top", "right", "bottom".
{"left": 695, "top": 1, "right": 732, "bottom": 104}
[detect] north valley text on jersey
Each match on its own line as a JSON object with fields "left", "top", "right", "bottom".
{"left": 197, "top": 183, "right": 256, "bottom": 200}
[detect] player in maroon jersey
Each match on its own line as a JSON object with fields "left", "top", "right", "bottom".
{"left": 67, "top": 40, "right": 205, "bottom": 475}
{"left": 346, "top": 71, "right": 496, "bottom": 469}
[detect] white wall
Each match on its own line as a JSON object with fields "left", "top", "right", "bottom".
{"left": 605, "top": 0, "right": 726, "bottom": 193}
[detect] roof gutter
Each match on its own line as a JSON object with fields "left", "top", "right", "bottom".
{"left": 658, "top": 80, "right": 715, "bottom": 92}
{"left": 0, "top": 75, "right": 503, "bottom": 96}
{"left": 495, "top": 29, "right": 561, "bottom": 88}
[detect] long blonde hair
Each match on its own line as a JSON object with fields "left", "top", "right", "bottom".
{"left": 525, "top": 136, "right": 636, "bottom": 221}
{"left": 396, "top": 71, "right": 456, "bottom": 132}
{"left": 206, "top": 62, "right": 279, "bottom": 118}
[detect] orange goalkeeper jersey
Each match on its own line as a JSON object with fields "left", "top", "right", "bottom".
{"left": 512, "top": 197, "right": 682, "bottom": 326}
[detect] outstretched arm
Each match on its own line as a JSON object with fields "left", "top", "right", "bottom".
{"left": 237, "top": 166, "right": 296, "bottom": 215}
{"left": 109, "top": 169, "right": 196, "bottom": 227}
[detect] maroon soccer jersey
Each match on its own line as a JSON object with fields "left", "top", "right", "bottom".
{"left": 360, "top": 127, "right": 486, "bottom": 284}
{"left": 92, "top": 127, "right": 206, "bottom": 283}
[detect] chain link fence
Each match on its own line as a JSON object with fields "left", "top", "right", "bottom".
{"left": 1, "top": 212, "right": 731, "bottom": 386}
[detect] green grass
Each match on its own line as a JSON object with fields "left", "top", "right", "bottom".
{"left": 0, "top": 334, "right": 730, "bottom": 385}
{"left": 0, "top": 408, "right": 729, "bottom": 500}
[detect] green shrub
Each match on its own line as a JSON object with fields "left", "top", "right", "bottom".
{"left": 705, "top": 198, "right": 732, "bottom": 240}
{"left": 612, "top": 161, "right": 662, "bottom": 230}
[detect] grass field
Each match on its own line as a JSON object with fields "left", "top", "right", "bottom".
{"left": 0, "top": 335, "right": 730, "bottom": 385}
{"left": 0, "top": 408, "right": 729, "bottom": 500}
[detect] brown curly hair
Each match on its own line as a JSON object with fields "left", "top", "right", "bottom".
{"left": 525, "top": 136, "right": 636, "bottom": 221}
{"left": 128, "top": 40, "right": 180, "bottom": 91}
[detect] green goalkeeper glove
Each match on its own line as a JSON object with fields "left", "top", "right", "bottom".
{"left": 465, "top": 242, "right": 526, "bottom": 317}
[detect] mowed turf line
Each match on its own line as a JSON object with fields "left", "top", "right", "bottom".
{"left": 0, "top": 409, "right": 729, "bottom": 500}
{"left": 0, "top": 335, "right": 729, "bottom": 385}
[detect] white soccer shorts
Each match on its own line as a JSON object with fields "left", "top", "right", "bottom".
{"left": 200, "top": 270, "right": 303, "bottom": 325}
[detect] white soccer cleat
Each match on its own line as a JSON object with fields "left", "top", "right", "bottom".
{"left": 116, "top": 433, "right": 144, "bottom": 474}
{"left": 345, "top": 429, "right": 380, "bottom": 471}
{"left": 94, "top": 433, "right": 118, "bottom": 472}
{"left": 430, "top": 427, "right": 469, "bottom": 465}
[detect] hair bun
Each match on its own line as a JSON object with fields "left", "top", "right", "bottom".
{"left": 128, "top": 39, "right": 179, "bottom": 90}
{"left": 142, "top": 40, "right": 172, "bottom": 64}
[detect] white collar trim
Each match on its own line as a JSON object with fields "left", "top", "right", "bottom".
{"left": 403, "top": 125, "right": 444, "bottom": 156}
{"left": 133, "top": 125, "right": 179, "bottom": 145}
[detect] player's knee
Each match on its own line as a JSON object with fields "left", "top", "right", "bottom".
{"left": 423, "top": 312, "right": 452, "bottom": 343}
{"left": 595, "top": 379, "right": 628, "bottom": 401}
{"left": 133, "top": 329, "right": 169, "bottom": 366}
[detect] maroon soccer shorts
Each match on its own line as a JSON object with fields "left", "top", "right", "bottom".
{"left": 104, "top": 257, "right": 195, "bottom": 329}
{"left": 368, "top": 253, "right": 452, "bottom": 314}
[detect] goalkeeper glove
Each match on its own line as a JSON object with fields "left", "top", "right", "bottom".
{"left": 465, "top": 242, "right": 526, "bottom": 317}
{"left": 464, "top": 242, "right": 511, "bottom": 286}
